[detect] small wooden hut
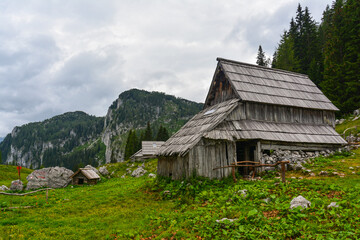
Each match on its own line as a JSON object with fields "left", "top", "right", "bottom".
{"left": 70, "top": 168, "right": 101, "bottom": 185}
{"left": 130, "top": 141, "right": 165, "bottom": 161}
{"left": 157, "top": 58, "right": 347, "bottom": 180}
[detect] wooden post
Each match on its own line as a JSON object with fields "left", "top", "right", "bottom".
{"left": 280, "top": 161, "right": 286, "bottom": 183}
{"left": 232, "top": 164, "right": 237, "bottom": 183}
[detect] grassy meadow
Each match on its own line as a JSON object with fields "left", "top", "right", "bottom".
{"left": 0, "top": 149, "right": 360, "bottom": 239}
{"left": 0, "top": 118, "right": 359, "bottom": 239}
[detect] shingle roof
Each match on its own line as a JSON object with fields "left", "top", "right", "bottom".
{"left": 70, "top": 168, "right": 100, "bottom": 180}
{"left": 158, "top": 99, "right": 239, "bottom": 156}
{"left": 158, "top": 99, "right": 346, "bottom": 157}
{"left": 217, "top": 58, "right": 338, "bottom": 111}
{"left": 204, "top": 120, "right": 347, "bottom": 145}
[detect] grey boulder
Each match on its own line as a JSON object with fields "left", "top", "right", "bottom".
{"left": 131, "top": 167, "right": 147, "bottom": 177}
{"left": 327, "top": 202, "right": 339, "bottom": 208}
{"left": 0, "top": 185, "right": 9, "bottom": 191}
{"left": 99, "top": 166, "right": 109, "bottom": 176}
{"left": 289, "top": 195, "right": 311, "bottom": 209}
{"left": 26, "top": 167, "right": 74, "bottom": 190}
{"left": 10, "top": 180, "right": 24, "bottom": 191}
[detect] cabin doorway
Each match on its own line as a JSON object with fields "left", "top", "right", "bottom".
{"left": 236, "top": 141, "right": 257, "bottom": 176}
{"left": 78, "top": 178, "right": 84, "bottom": 185}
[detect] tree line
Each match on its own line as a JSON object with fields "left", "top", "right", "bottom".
{"left": 124, "top": 121, "right": 169, "bottom": 160}
{"left": 256, "top": 0, "right": 359, "bottom": 115}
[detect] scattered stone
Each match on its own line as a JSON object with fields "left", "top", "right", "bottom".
{"left": 131, "top": 167, "right": 147, "bottom": 177}
{"left": 291, "top": 176, "right": 297, "bottom": 179}
{"left": 327, "top": 202, "right": 339, "bottom": 208}
{"left": 309, "top": 173, "right": 316, "bottom": 177}
{"left": 349, "top": 167, "right": 354, "bottom": 170}
{"left": 121, "top": 174, "right": 126, "bottom": 178}
{"left": 289, "top": 195, "right": 311, "bottom": 210}
{"left": 352, "top": 171, "right": 356, "bottom": 175}
{"left": 339, "top": 119, "right": 345, "bottom": 125}
{"left": 99, "top": 166, "right": 109, "bottom": 176}
{"left": 10, "top": 180, "right": 24, "bottom": 191}
{"left": 298, "top": 177, "right": 303, "bottom": 180}
{"left": 332, "top": 172, "right": 339, "bottom": 176}
{"left": 84, "top": 165, "right": 100, "bottom": 175}
{"left": 148, "top": 173, "right": 156, "bottom": 178}
{"left": 319, "top": 171, "right": 329, "bottom": 176}
{"left": 216, "top": 218, "right": 237, "bottom": 223}
{"left": 354, "top": 109, "right": 360, "bottom": 116}
{"left": 26, "top": 167, "right": 73, "bottom": 190}
{"left": 163, "top": 190, "right": 171, "bottom": 196}
{"left": 236, "top": 189, "right": 247, "bottom": 197}
{"left": 0, "top": 185, "right": 9, "bottom": 191}
{"left": 262, "top": 198, "right": 271, "bottom": 203}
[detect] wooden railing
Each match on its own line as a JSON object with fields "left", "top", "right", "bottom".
{"left": 213, "top": 161, "right": 290, "bottom": 183}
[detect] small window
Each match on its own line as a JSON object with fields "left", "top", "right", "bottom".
{"left": 204, "top": 109, "right": 216, "bottom": 115}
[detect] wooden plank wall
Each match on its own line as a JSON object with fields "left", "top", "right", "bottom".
{"left": 245, "top": 102, "right": 335, "bottom": 127}
{"left": 261, "top": 141, "right": 341, "bottom": 151}
{"left": 157, "top": 139, "right": 235, "bottom": 179}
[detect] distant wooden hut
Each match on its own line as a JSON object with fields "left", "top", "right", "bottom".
{"left": 70, "top": 168, "right": 101, "bottom": 185}
{"left": 131, "top": 141, "right": 165, "bottom": 161}
{"left": 157, "top": 58, "right": 346, "bottom": 180}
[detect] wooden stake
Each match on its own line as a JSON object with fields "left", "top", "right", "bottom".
{"left": 281, "top": 161, "right": 286, "bottom": 183}
{"left": 232, "top": 164, "right": 237, "bottom": 183}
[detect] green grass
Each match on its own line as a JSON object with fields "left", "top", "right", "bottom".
{"left": 1, "top": 151, "right": 360, "bottom": 239}
{"left": 0, "top": 165, "right": 33, "bottom": 186}
{"left": 335, "top": 116, "right": 360, "bottom": 138}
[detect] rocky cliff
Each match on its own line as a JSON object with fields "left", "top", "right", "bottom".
{"left": 102, "top": 89, "right": 203, "bottom": 163}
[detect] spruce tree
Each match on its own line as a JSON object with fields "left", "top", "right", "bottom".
{"left": 144, "top": 121, "right": 152, "bottom": 141}
{"left": 256, "top": 45, "right": 267, "bottom": 66}
{"left": 156, "top": 125, "right": 170, "bottom": 141}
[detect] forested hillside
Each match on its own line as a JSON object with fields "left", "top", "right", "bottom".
{"left": 0, "top": 111, "right": 105, "bottom": 170}
{"left": 271, "top": 0, "right": 359, "bottom": 115}
{"left": 102, "top": 89, "right": 203, "bottom": 163}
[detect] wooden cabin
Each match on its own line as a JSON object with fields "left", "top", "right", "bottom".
{"left": 157, "top": 58, "right": 347, "bottom": 180}
{"left": 131, "top": 141, "right": 165, "bottom": 161}
{"left": 70, "top": 168, "right": 101, "bottom": 185}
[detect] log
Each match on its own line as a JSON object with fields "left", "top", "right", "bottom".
{"left": 0, "top": 188, "right": 53, "bottom": 196}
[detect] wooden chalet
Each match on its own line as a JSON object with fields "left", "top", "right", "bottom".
{"left": 157, "top": 58, "right": 347, "bottom": 179}
{"left": 70, "top": 168, "right": 101, "bottom": 185}
{"left": 131, "top": 141, "right": 165, "bottom": 161}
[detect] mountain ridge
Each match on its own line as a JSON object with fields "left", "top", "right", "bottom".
{"left": 0, "top": 89, "right": 203, "bottom": 169}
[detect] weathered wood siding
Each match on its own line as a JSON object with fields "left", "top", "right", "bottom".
{"left": 205, "top": 69, "right": 238, "bottom": 108}
{"left": 261, "top": 141, "right": 341, "bottom": 151}
{"left": 242, "top": 102, "right": 335, "bottom": 127}
{"left": 157, "top": 139, "right": 235, "bottom": 179}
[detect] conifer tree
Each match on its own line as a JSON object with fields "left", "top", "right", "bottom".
{"left": 156, "top": 125, "right": 170, "bottom": 141}
{"left": 256, "top": 45, "right": 267, "bottom": 66}
{"left": 144, "top": 121, "right": 152, "bottom": 141}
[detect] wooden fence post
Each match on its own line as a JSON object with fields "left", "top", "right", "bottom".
{"left": 232, "top": 164, "right": 237, "bottom": 183}
{"left": 281, "top": 161, "right": 286, "bottom": 183}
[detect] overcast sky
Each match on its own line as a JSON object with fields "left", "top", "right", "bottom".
{"left": 0, "top": 0, "right": 332, "bottom": 136}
